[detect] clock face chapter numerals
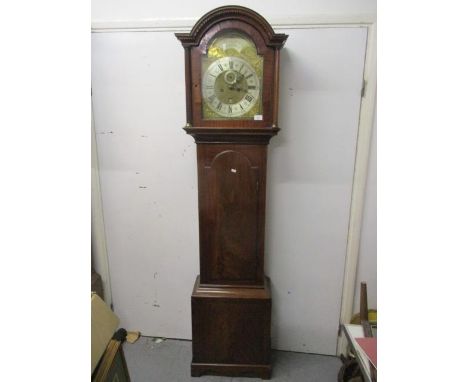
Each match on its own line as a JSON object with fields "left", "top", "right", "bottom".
{"left": 202, "top": 56, "right": 261, "bottom": 118}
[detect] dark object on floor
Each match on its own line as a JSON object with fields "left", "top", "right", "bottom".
{"left": 93, "top": 328, "right": 131, "bottom": 382}
{"left": 113, "top": 328, "right": 128, "bottom": 342}
{"left": 92, "top": 268, "right": 104, "bottom": 299}
{"left": 338, "top": 354, "right": 364, "bottom": 382}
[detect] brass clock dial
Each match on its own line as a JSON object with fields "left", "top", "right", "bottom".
{"left": 202, "top": 56, "right": 260, "bottom": 118}
{"left": 201, "top": 32, "right": 263, "bottom": 120}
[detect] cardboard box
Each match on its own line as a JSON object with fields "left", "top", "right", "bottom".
{"left": 91, "top": 293, "right": 119, "bottom": 373}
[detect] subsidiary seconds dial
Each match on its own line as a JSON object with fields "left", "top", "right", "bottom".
{"left": 202, "top": 56, "right": 260, "bottom": 118}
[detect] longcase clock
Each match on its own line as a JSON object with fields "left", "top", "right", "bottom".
{"left": 176, "top": 6, "right": 287, "bottom": 379}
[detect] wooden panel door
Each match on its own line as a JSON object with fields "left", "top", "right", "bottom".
{"left": 198, "top": 145, "right": 267, "bottom": 285}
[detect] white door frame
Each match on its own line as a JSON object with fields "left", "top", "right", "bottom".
{"left": 91, "top": 13, "right": 377, "bottom": 355}
{"left": 336, "top": 21, "right": 377, "bottom": 356}
{"left": 91, "top": 102, "right": 113, "bottom": 306}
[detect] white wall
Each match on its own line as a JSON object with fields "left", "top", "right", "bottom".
{"left": 264, "top": 27, "right": 368, "bottom": 355}
{"left": 92, "top": 31, "right": 198, "bottom": 339}
{"left": 92, "top": 0, "right": 376, "bottom": 24}
{"left": 91, "top": 1, "right": 376, "bottom": 356}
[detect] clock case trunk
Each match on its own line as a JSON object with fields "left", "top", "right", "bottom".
{"left": 176, "top": 6, "right": 287, "bottom": 379}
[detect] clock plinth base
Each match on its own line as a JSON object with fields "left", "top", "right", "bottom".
{"left": 191, "top": 276, "right": 272, "bottom": 379}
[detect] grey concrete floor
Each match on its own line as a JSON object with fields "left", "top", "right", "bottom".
{"left": 123, "top": 337, "right": 341, "bottom": 382}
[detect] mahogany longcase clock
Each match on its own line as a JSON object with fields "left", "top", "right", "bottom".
{"left": 176, "top": 6, "right": 287, "bottom": 379}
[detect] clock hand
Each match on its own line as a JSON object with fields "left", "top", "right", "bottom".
{"left": 226, "top": 72, "right": 245, "bottom": 92}
{"left": 227, "top": 84, "right": 245, "bottom": 92}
